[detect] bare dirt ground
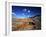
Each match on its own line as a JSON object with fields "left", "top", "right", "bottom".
{"left": 12, "top": 16, "right": 41, "bottom": 31}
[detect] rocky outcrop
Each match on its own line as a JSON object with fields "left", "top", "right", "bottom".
{"left": 12, "top": 15, "right": 41, "bottom": 31}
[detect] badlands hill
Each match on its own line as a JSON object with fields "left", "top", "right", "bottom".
{"left": 12, "top": 15, "right": 41, "bottom": 31}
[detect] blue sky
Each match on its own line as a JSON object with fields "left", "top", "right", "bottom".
{"left": 12, "top": 6, "right": 41, "bottom": 18}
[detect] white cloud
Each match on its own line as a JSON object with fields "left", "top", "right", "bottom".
{"left": 23, "top": 8, "right": 27, "bottom": 12}
{"left": 28, "top": 10, "right": 30, "bottom": 13}
{"left": 22, "top": 13, "right": 25, "bottom": 16}
{"left": 12, "top": 12, "right": 16, "bottom": 16}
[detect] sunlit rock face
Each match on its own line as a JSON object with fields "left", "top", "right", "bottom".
{"left": 32, "top": 15, "right": 41, "bottom": 30}
{"left": 12, "top": 15, "right": 41, "bottom": 31}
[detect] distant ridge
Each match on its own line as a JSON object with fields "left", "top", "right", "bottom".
{"left": 29, "top": 15, "right": 41, "bottom": 18}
